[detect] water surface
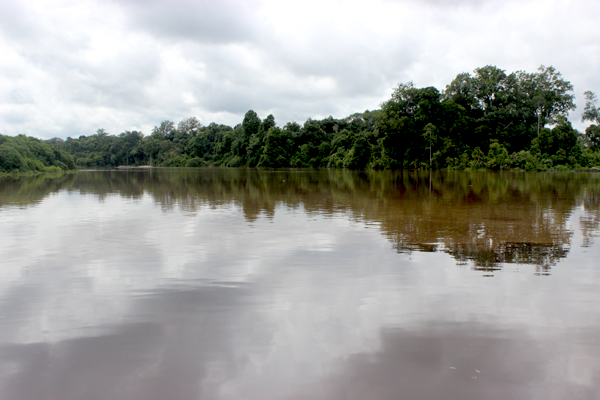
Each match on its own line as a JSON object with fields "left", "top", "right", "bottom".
{"left": 1, "top": 169, "right": 600, "bottom": 399}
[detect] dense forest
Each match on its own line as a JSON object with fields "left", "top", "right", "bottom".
{"left": 0, "top": 134, "right": 77, "bottom": 174}
{"left": 3, "top": 65, "right": 600, "bottom": 174}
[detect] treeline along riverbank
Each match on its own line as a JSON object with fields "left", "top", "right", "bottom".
{"left": 4, "top": 65, "right": 600, "bottom": 173}
{"left": 0, "top": 134, "right": 76, "bottom": 175}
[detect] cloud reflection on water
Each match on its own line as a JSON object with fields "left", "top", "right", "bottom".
{"left": 1, "top": 169, "right": 600, "bottom": 399}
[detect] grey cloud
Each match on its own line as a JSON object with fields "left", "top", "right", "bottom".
{"left": 4, "top": 89, "right": 35, "bottom": 105}
{"left": 114, "top": 0, "right": 259, "bottom": 43}
{"left": 0, "top": 109, "right": 30, "bottom": 126}
{"left": 263, "top": 40, "right": 414, "bottom": 98}
{"left": 0, "top": 0, "right": 90, "bottom": 53}
{"left": 385, "top": 0, "right": 513, "bottom": 8}
{"left": 0, "top": 1, "right": 48, "bottom": 43}
{"left": 112, "top": 0, "right": 417, "bottom": 117}
{"left": 19, "top": 44, "right": 161, "bottom": 111}
{"left": 68, "top": 48, "right": 162, "bottom": 109}
{"left": 173, "top": 34, "right": 412, "bottom": 119}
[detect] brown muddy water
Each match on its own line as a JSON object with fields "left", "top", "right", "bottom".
{"left": 1, "top": 168, "right": 599, "bottom": 400}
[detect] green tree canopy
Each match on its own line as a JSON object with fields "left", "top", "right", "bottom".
{"left": 582, "top": 91, "right": 599, "bottom": 125}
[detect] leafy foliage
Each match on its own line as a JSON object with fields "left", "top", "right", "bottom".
{"left": 0, "top": 135, "right": 76, "bottom": 174}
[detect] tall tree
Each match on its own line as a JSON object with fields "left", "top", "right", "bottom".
{"left": 582, "top": 91, "right": 600, "bottom": 150}
{"left": 582, "top": 91, "right": 599, "bottom": 125}
{"left": 261, "top": 114, "right": 276, "bottom": 132}
{"left": 242, "top": 110, "right": 261, "bottom": 138}
{"left": 518, "top": 66, "right": 576, "bottom": 136}
{"left": 177, "top": 117, "right": 202, "bottom": 137}
{"left": 444, "top": 66, "right": 525, "bottom": 150}
{"left": 152, "top": 121, "right": 176, "bottom": 140}
{"left": 377, "top": 83, "right": 442, "bottom": 168}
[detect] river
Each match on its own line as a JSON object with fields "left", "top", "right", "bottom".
{"left": 1, "top": 169, "right": 599, "bottom": 399}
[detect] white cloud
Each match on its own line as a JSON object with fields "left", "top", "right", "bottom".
{"left": 0, "top": 0, "right": 599, "bottom": 138}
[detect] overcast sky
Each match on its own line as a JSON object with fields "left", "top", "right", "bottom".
{"left": 1, "top": 0, "right": 598, "bottom": 139}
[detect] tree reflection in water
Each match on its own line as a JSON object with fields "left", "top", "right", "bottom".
{"left": 2, "top": 168, "right": 599, "bottom": 274}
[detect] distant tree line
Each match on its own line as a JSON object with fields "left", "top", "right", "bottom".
{"left": 8, "top": 65, "right": 600, "bottom": 173}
